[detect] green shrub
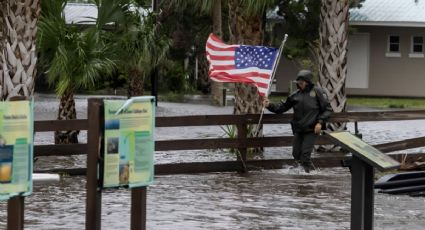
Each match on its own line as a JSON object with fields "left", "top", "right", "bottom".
{"left": 160, "top": 61, "right": 191, "bottom": 92}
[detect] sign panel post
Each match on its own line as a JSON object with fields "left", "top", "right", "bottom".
{"left": 102, "top": 97, "right": 155, "bottom": 188}
{"left": 351, "top": 155, "right": 375, "bottom": 230}
{"left": 0, "top": 100, "right": 33, "bottom": 230}
{"left": 0, "top": 100, "right": 33, "bottom": 201}
{"left": 86, "top": 98, "right": 103, "bottom": 230}
{"left": 101, "top": 96, "right": 155, "bottom": 230}
{"left": 325, "top": 131, "right": 400, "bottom": 230}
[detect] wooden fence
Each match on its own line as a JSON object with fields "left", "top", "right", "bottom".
{"left": 34, "top": 109, "right": 425, "bottom": 175}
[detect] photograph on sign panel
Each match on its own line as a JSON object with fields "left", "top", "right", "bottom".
{"left": 107, "top": 137, "right": 119, "bottom": 154}
{"left": 0, "top": 145, "right": 13, "bottom": 183}
{"left": 119, "top": 162, "right": 129, "bottom": 185}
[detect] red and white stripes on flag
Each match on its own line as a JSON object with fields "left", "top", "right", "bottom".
{"left": 205, "top": 33, "right": 279, "bottom": 97}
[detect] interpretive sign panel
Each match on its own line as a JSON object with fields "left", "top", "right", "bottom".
{"left": 325, "top": 131, "right": 400, "bottom": 171}
{"left": 102, "top": 97, "right": 155, "bottom": 188}
{"left": 0, "top": 101, "right": 33, "bottom": 200}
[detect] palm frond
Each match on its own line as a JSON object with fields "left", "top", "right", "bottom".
{"left": 47, "top": 44, "right": 73, "bottom": 95}
{"left": 242, "top": 0, "right": 276, "bottom": 17}
{"left": 93, "top": 0, "right": 130, "bottom": 30}
{"left": 114, "top": 11, "right": 170, "bottom": 78}
{"left": 38, "top": 0, "right": 69, "bottom": 69}
{"left": 38, "top": 0, "right": 118, "bottom": 96}
{"left": 41, "top": 0, "right": 67, "bottom": 18}
{"left": 162, "top": 0, "right": 214, "bottom": 15}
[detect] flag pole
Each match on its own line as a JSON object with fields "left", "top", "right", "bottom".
{"left": 254, "top": 34, "right": 288, "bottom": 137}
{"left": 267, "top": 34, "right": 288, "bottom": 97}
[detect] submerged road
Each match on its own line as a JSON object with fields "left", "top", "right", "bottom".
{"left": 1, "top": 95, "right": 424, "bottom": 229}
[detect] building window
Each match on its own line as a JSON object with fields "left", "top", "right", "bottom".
{"left": 412, "top": 36, "right": 423, "bottom": 53}
{"left": 388, "top": 36, "right": 400, "bottom": 52}
{"left": 409, "top": 36, "right": 424, "bottom": 58}
{"left": 386, "top": 35, "right": 401, "bottom": 57}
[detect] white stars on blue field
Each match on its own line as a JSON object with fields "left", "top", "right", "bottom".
{"left": 235, "top": 45, "right": 278, "bottom": 70}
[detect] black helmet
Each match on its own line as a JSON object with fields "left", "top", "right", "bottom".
{"left": 295, "top": 69, "right": 313, "bottom": 83}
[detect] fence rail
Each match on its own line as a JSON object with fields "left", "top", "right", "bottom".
{"left": 34, "top": 144, "right": 88, "bottom": 157}
{"left": 35, "top": 119, "right": 88, "bottom": 132}
{"left": 8, "top": 106, "right": 425, "bottom": 230}
{"left": 156, "top": 110, "right": 425, "bottom": 127}
{"left": 32, "top": 110, "right": 425, "bottom": 174}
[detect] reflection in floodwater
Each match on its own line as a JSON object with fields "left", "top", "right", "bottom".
{"left": 1, "top": 95, "right": 425, "bottom": 229}
{"left": 2, "top": 168, "right": 424, "bottom": 229}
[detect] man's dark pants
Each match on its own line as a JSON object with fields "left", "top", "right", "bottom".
{"left": 292, "top": 132, "right": 317, "bottom": 168}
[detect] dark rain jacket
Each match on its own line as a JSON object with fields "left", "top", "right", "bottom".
{"left": 266, "top": 84, "right": 333, "bottom": 133}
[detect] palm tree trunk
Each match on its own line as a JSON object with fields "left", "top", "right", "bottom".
{"left": 127, "top": 67, "right": 144, "bottom": 97}
{"left": 212, "top": 0, "right": 222, "bottom": 38}
{"left": 0, "top": 0, "right": 40, "bottom": 100}
{"left": 228, "top": 0, "right": 263, "bottom": 45}
{"left": 228, "top": 0, "right": 264, "bottom": 116}
{"left": 0, "top": 0, "right": 4, "bottom": 38}
{"left": 55, "top": 90, "right": 79, "bottom": 144}
{"left": 0, "top": 1, "right": 5, "bottom": 98}
{"left": 228, "top": 0, "right": 265, "bottom": 157}
{"left": 233, "top": 83, "right": 263, "bottom": 114}
{"left": 210, "top": 0, "right": 224, "bottom": 106}
{"left": 197, "top": 55, "right": 211, "bottom": 94}
{"left": 318, "top": 0, "right": 349, "bottom": 132}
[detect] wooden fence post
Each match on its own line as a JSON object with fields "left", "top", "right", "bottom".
{"left": 7, "top": 196, "right": 24, "bottom": 230}
{"left": 237, "top": 123, "right": 248, "bottom": 172}
{"left": 86, "top": 98, "right": 103, "bottom": 230}
{"left": 131, "top": 187, "right": 147, "bottom": 230}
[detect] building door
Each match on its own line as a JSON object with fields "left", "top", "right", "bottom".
{"left": 347, "top": 33, "right": 370, "bottom": 88}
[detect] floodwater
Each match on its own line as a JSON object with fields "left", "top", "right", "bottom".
{"left": 1, "top": 94, "right": 425, "bottom": 229}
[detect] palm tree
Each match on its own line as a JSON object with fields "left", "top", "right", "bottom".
{"left": 0, "top": 0, "right": 41, "bottom": 100}
{"left": 38, "top": 0, "right": 115, "bottom": 143}
{"left": 318, "top": 0, "right": 349, "bottom": 132}
{"left": 227, "top": 0, "right": 276, "bottom": 116}
{"left": 114, "top": 9, "right": 171, "bottom": 97}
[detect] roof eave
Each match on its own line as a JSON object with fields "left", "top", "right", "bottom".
{"left": 350, "top": 21, "right": 425, "bottom": 28}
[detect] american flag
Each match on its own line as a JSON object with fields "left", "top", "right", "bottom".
{"left": 206, "top": 33, "right": 279, "bottom": 96}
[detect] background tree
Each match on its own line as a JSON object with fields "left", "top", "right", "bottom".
{"left": 163, "top": 0, "right": 225, "bottom": 104}
{"left": 276, "top": 0, "right": 321, "bottom": 71}
{"left": 0, "top": 0, "right": 41, "bottom": 100}
{"left": 114, "top": 11, "right": 171, "bottom": 97}
{"left": 155, "top": 1, "right": 214, "bottom": 94}
{"left": 38, "top": 0, "right": 115, "bottom": 143}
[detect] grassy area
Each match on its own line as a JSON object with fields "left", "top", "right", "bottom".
{"left": 157, "top": 91, "right": 186, "bottom": 102}
{"left": 347, "top": 97, "right": 425, "bottom": 109}
{"left": 270, "top": 95, "right": 425, "bottom": 109}
{"left": 72, "top": 88, "right": 425, "bottom": 109}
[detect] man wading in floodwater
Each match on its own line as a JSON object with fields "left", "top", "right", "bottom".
{"left": 263, "top": 70, "right": 333, "bottom": 173}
